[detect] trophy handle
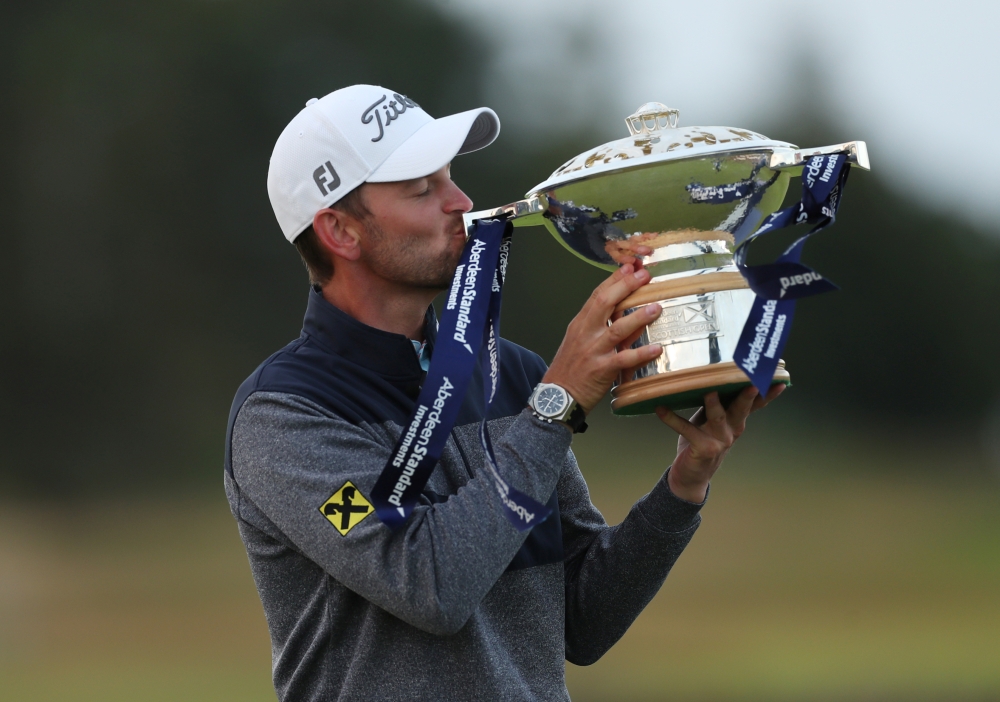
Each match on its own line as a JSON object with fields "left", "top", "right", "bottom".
{"left": 768, "top": 140, "right": 870, "bottom": 174}
{"left": 463, "top": 194, "right": 549, "bottom": 233}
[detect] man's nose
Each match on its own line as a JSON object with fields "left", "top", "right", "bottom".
{"left": 442, "top": 180, "right": 473, "bottom": 215}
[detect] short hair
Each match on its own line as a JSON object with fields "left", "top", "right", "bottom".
{"left": 293, "top": 185, "right": 371, "bottom": 286}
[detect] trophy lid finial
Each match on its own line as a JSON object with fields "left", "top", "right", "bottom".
{"left": 625, "top": 102, "right": 679, "bottom": 136}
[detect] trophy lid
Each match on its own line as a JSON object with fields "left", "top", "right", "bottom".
{"left": 464, "top": 100, "right": 867, "bottom": 277}
{"left": 526, "top": 102, "right": 797, "bottom": 196}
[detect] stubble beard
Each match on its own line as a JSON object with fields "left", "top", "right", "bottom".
{"left": 361, "top": 217, "right": 463, "bottom": 291}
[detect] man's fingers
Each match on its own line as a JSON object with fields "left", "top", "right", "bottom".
{"left": 751, "top": 383, "right": 786, "bottom": 412}
{"left": 618, "top": 324, "right": 646, "bottom": 353}
{"left": 655, "top": 406, "right": 703, "bottom": 445}
{"left": 607, "top": 303, "right": 660, "bottom": 346}
{"left": 589, "top": 262, "right": 633, "bottom": 306}
{"left": 720, "top": 386, "right": 758, "bottom": 439}
{"left": 656, "top": 406, "right": 726, "bottom": 457}
{"left": 749, "top": 385, "right": 781, "bottom": 412}
{"left": 726, "top": 386, "right": 758, "bottom": 423}
{"left": 586, "top": 263, "right": 650, "bottom": 320}
{"left": 613, "top": 343, "right": 663, "bottom": 370}
{"left": 767, "top": 383, "right": 785, "bottom": 401}
{"left": 703, "top": 392, "right": 728, "bottom": 427}
{"left": 599, "top": 265, "right": 649, "bottom": 310}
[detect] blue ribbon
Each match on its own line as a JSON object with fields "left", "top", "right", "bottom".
{"left": 733, "top": 153, "right": 851, "bottom": 394}
{"left": 370, "top": 219, "right": 552, "bottom": 532}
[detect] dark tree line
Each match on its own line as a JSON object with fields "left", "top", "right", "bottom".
{"left": 2, "top": 0, "right": 998, "bottom": 494}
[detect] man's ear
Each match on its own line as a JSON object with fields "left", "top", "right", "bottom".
{"left": 313, "top": 207, "right": 363, "bottom": 262}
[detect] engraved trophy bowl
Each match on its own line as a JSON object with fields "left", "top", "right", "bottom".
{"left": 465, "top": 102, "right": 870, "bottom": 415}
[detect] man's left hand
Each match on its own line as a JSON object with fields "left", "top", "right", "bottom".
{"left": 655, "top": 384, "right": 785, "bottom": 503}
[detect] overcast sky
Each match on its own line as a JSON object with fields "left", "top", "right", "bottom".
{"left": 438, "top": 0, "right": 1000, "bottom": 228}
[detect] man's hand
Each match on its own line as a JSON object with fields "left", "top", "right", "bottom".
{"left": 542, "top": 259, "right": 664, "bottom": 412}
{"left": 655, "top": 384, "right": 785, "bottom": 503}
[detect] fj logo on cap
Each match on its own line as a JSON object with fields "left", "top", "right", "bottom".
{"left": 319, "top": 481, "right": 373, "bottom": 536}
{"left": 361, "top": 93, "right": 419, "bottom": 143}
{"left": 313, "top": 161, "right": 341, "bottom": 196}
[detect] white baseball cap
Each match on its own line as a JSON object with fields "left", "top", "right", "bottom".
{"left": 267, "top": 84, "right": 500, "bottom": 242}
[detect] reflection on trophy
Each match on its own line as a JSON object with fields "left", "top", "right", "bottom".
{"left": 466, "top": 102, "right": 870, "bottom": 414}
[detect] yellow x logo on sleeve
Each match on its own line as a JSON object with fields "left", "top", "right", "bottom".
{"left": 319, "top": 481, "right": 373, "bottom": 536}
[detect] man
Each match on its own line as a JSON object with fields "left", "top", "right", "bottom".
{"left": 225, "top": 84, "right": 781, "bottom": 702}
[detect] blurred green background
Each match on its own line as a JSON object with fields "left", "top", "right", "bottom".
{"left": 2, "top": 1, "right": 998, "bottom": 700}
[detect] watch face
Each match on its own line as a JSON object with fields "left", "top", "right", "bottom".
{"left": 535, "top": 386, "right": 568, "bottom": 417}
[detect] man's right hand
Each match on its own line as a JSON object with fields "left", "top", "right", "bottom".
{"left": 541, "top": 259, "right": 664, "bottom": 413}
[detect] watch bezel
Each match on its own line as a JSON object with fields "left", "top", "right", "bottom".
{"left": 529, "top": 383, "right": 589, "bottom": 434}
{"left": 531, "top": 383, "right": 570, "bottom": 419}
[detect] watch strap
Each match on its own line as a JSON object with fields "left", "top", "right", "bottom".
{"left": 564, "top": 403, "right": 588, "bottom": 434}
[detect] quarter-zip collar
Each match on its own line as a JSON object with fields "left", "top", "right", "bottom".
{"left": 301, "top": 286, "right": 437, "bottom": 380}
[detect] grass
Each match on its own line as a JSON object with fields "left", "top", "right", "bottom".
{"left": 1, "top": 419, "right": 999, "bottom": 701}
{"left": 566, "top": 474, "right": 1000, "bottom": 701}
{"left": 0, "top": 498, "right": 274, "bottom": 701}
{"left": 566, "top": 411, "right": 1000, "bottom": 701}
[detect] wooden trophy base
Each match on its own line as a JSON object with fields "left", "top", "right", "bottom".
{"left": 611, "top": 361, "right": 790, "bottom": 416}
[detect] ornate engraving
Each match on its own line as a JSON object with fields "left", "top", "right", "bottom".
{"left": 644, "top": 298, "right": 721, "bottom": 345}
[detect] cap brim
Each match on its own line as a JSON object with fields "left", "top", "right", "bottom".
{"left": 366, "top": 107, "right": 499, "bottom": 183}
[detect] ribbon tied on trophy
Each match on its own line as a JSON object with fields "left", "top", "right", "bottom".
{"left": 733, "top": 153, "right": 851, "bottom": 395}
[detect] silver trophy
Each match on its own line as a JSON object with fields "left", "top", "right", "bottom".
{"left": 466, "top": 102, "right": 870, "bottom": 414}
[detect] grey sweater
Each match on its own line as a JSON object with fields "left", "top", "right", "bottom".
{"left": 224, "top": 290, "right": 703, "bottom": 701}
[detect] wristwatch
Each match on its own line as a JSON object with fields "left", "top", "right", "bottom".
{"left": 528, "top": 383, "right": 588, "bottom": 434}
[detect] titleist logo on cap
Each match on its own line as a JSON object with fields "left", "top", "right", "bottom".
{"left": 361, "top": 93, "right": 420, "bottom": 143}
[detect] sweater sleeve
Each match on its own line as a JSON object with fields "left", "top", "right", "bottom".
{"left": 230, "top": 391, "right": 570, "bottom": 637}
{"left": 558, "top": 451, "right": 704, "bottom": 665}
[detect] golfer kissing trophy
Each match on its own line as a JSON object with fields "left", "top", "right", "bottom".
{"left": 464, "top": 101, "right": 870, "bottom": 415}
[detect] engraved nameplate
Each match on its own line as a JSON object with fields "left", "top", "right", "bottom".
{"left": 644, "top": 298, "right": 721, "bottom": 345}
